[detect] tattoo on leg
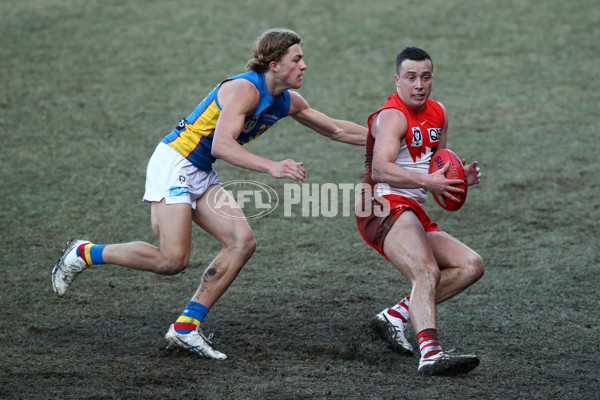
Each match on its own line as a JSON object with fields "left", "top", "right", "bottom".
{"left": 199, "top": 262, "right": 222, "bottom": 292}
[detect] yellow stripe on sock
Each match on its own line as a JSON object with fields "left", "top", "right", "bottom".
{"left": 176, "top": 315, "right": 201, "bottom": 325}
{"left": 83, "top": 244, "right": 93, "bottom": 265}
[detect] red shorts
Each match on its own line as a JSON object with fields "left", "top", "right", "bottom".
{"left": 355, "top": 191, "right": 441, "bottom": 259}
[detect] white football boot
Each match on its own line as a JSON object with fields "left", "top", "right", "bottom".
{"left": 165, "top": 324, "right": 227, "bottom": 360}
{"left": 371, "top": 308, "right": 414, "bottom": 356}
{"left": 52, "top": 239, "right": 90, "bottom": 297}
{"left": 418, "top": 351, "right": 480, "bottom": 376}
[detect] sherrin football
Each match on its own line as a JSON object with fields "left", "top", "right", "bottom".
{"left": 428, "top": 149, "right": 468, "bottom": 211}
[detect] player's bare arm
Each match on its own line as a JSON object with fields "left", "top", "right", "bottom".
{"left": 288, "top": 91, "right": 367, "bottom": 145}
{"left": 212, "top": 79, "right": 306, "bottom": 182}
{"left": 371, "top": 108, "right": 463, "bottom": 198}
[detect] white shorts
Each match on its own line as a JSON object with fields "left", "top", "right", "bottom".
{"left": 143, "top": 142, "right": 221, "bottom": 210}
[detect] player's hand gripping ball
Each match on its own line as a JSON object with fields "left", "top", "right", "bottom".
{"left": 428, "top": 149, "right": 468, "bottom": 211}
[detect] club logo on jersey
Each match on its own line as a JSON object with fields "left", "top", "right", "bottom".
{"left": 175, "top": 118, "right": 187, "bottom": 131}
{"left": 411, "top": 127, "right": 423, "bottom": 147}
{"left": 243, "top": 115, "right": 259, "bottom": 133}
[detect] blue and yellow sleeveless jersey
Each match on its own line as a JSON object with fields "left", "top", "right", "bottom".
{"left": 161, "top": 71, "right": 291, "bottom": 171}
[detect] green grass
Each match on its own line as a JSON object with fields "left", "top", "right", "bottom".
{"left": 1, "top": 0, "right": 599, "bottom": 399}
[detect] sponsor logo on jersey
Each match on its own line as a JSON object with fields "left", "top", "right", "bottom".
{"left": 428, "top": 128, "right": 441, "bottom": 142}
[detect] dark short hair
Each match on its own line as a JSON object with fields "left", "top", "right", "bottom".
{"left": 395, "top": 47, "right": 433, "bottom": 74}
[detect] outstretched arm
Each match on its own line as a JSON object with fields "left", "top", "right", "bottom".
{"left": 288, "top": 91, "right": 367, "bottom": 145}
{"left": 211, "top": 80, "right": 306, "bottom": 181}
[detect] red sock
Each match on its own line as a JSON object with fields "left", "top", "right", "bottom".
{"left": 417, "top": 328, "right": 443, "bottom": 359}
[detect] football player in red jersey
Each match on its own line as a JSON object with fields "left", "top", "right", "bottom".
{"left": 356, "top": 47, "right": 483, "bottom": 375}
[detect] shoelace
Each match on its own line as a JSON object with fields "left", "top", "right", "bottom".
{"left": 197, "top": 329, "right": 215, "bottom": 344}
{"left": 383, "top": 314, "right": 406, "bottom": 337}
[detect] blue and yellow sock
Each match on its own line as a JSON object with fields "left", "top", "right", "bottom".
{"left": 77, "top": 243, "right": 106, "bottom": 266}
{"left": 174, "top": 301, "right": 209, "bottom": 334}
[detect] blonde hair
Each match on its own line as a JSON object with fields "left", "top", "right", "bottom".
{"left": 246, "top": 28, "right": 302, "bottom": 73}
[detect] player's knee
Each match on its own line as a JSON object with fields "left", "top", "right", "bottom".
{"left": 239, "top": 234, "right": 257, "bottom": 259}
{"left": 159, "top": 255, "right": 189, "bottom": 275}
{"left": 466, "top": 253, "right": 484, "bottom": 283}
{"left": 474, "top": 254, "right": 485, "bottom": 279}
{"left": 416, "top": 263, "right": 441, "bottom": 289}
{"left": 227, "top": 230, "right": 256, "bottom": 258}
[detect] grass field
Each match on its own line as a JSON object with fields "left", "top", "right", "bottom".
{"left": 1, "top": 0, "right": 599, "bottom": 399}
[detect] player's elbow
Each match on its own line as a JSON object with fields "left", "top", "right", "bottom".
{"left": 371, "top": 165, "right": 387, "bottom": 183}
{"left": 211, "top": 139, "right": 226, "bottom": 159}
{"left": 326, "top": 128, "right": 343, "bottom": 142}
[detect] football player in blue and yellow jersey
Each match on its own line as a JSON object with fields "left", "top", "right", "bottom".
{"left": 52, "top": 28, "right": 367, "bottom": 359}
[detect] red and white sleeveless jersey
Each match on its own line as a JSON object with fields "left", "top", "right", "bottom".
{"left": 363, "top": 92, "right": 446, "bottom": 205}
